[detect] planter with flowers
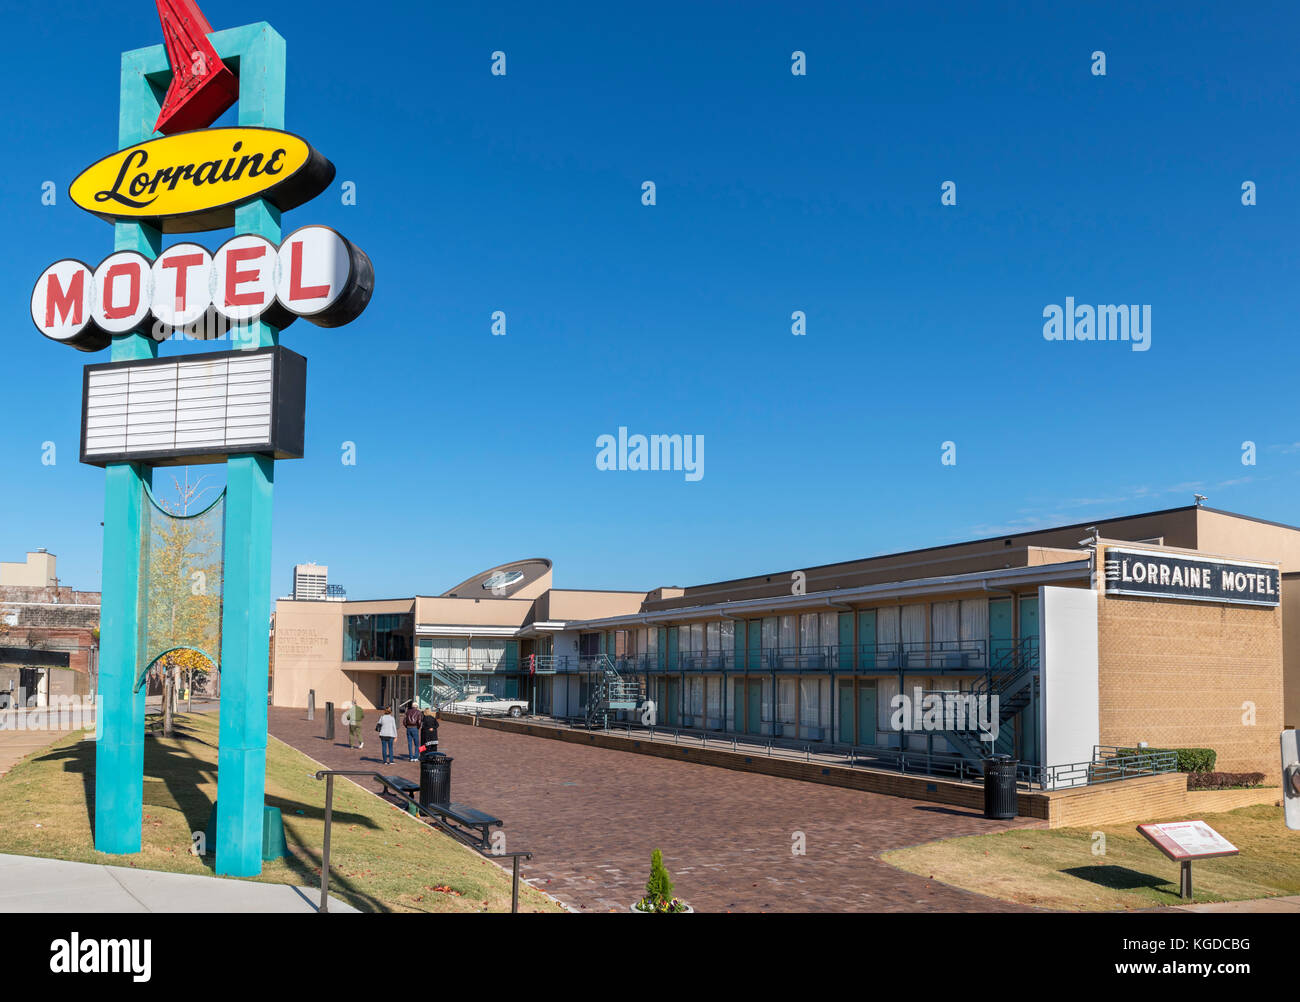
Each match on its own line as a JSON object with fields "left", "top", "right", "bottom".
{"left": 631, "top": 849, "right": 692, "bottom": 913}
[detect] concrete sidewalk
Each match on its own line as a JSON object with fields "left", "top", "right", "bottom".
{"left": 1171, "top": 895, "right": 1300, "bottom": 913}
{"left": 0, "top": 718, "right": 87, "bottom": 778}
{"left": 0, "top": 853, "right": 358, "bottom": 913}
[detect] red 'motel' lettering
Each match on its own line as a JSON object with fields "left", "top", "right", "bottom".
{"left": 102, "top": 262, "right": 141, "bottom": 320}
{"left": 225, "top": 245, "right": 266, "bottom": 307}
{"left": 161, "top": 252, "right": 206, "bottom": 310}
{"left": 288, "top": 240, "right": 330, "bottom": 301}
{"left": 45, "top": 270, "right": 85, "bottom": 328}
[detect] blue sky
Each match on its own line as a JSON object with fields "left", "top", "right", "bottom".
{"left": 3, "top": 0, "right": 1299, "bottom": 603}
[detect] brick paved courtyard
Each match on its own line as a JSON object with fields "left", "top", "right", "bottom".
{"left": 269, "top": 708, "right": 1040, "bottom": 912}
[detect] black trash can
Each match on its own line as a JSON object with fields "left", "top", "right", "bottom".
{"left": 419, "top": 753, "right": 453, "bottom": 808}
{"left": 983, "top": 754, "right": 1018, "bottom": 819}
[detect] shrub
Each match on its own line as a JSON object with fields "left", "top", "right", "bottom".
{"left": 1187, "top": 771, "right": 1265, "bottom": 790}
{"left": 634, "top": 849, "right": 688, "bottom": 913}
{"left": 1173, "top": 748, "right": 1217, "bottom": 773}
{"left": 645, "top": 848, "right": 674, "bottom": 904}
{"left": 1116, "top": 747, "right": 1216, "bottom": 773}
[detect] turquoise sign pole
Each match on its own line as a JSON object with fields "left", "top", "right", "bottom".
{"left": 213, "top": 21, "right": 286, "bottom": 879}
{"left": 93, "top": 46, "right": 163, "bottom": 856}
{"left": 93, "top": 22, "right": 289, "bottom": 876}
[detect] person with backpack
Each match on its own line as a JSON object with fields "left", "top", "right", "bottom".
{"left": 403, "top": 702, "right": 423, "bottom": 761}
{"left": 376, "top": 706, "right": 398, "bottom": 765}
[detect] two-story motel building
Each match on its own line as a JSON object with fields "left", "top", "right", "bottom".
{"left": 270, "top": 505, "right": 1299, "bottom": 782}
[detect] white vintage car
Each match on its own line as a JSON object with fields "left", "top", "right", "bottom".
{"left": 450, "top": 692, "right": 529, "bottom": 717}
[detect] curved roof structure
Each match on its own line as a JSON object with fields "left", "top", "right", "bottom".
{"left": 440, "top": 558, "right": 552, "bottom": 599}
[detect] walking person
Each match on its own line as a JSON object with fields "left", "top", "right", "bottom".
{"left": 344, "top": 701, "right": 364, "bottom": 749}
{"left": 419, "top": 709, "right": 439, "bottom": 759}
{"left": 403, "top": 701, "right": 423, "bottom": 761}
{"left": 377, "top": 706, "right": 397, "bottom": 765}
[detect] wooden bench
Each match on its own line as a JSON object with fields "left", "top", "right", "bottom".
{"left": 423, "top": 801, "right": 502, "bottom": 849}
{"left": 377, "top": 774, "right": 420, "bottom": 815}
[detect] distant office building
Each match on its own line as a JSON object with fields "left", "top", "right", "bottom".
{"left": 0, "top": 549, "right": 58, "bottom": 587}
{"left": 292, "top": 563, "right": 328, "bottom": 601}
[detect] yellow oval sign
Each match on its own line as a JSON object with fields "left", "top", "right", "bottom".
{"left": 70, "top": 127, "right": 335, "bottom": 234}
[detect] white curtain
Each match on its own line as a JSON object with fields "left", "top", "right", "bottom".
{"left": 931, "top": 601, "right": 959, "bottom": 645}
{"left": 961, "top": 598, "right": 989, "bottom": 665}
{"left": 780, "top": 615, "right": 797, "bottom": 651}
{"left": 901, "top": 605, "right": 926, "bottom": 646}
{"left": 799, "top": 679, "right": 821, "bottom": 727}
{"left": 799, "top": 613, "right": 817, "bottom": 651}
{"left": 778, "top": 679, "right": 797, "bottom": 724}
{"left": 877, "top": 607, "right": 900, "bottom": 646}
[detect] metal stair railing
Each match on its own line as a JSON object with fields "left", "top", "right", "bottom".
{"left": 582, "top": 654, "right": 644, "bottom": 728}
{"left": 426, "top": 656, "right": 472, "bottom": 708}
{"left": 907, "top": 636, "right": 1040, "bottom": 768}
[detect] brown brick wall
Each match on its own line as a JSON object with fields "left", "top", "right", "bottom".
{"left": 1097, "top": 591, "right": 1283, "bottom": 781}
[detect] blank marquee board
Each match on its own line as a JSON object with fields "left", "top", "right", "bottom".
{"left": 80, "top": 345, "right": 306, "bottom": 467}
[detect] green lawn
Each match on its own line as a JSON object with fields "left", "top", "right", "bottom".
{"left": 884, "top": 803, "right": 1300, "bottom": 911}
{"left": 0, "top": 712, "right": 564, "bottom": 913}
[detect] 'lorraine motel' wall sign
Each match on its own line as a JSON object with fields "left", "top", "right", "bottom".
{"left": 1103, "top": 546, "right": 1280, "bottom": 607}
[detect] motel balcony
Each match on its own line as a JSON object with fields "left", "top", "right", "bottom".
{"left": 537, "top": 640, "right": 1036, "bottom": 676}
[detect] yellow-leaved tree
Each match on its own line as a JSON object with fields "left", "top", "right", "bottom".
{"left": 145, "top": 470, "right": 222, "bottom": 736}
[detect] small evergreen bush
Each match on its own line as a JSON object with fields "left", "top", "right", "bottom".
{"left": 634, "top": 849, "right": 688, "bottom": 912}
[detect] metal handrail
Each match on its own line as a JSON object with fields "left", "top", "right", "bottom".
{"left": 313, "top": 769, "right": 533, "bottom": 914}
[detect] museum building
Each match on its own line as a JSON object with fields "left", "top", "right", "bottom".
{"left": 269, "top": 505, "right": 1298, "bottom": 783}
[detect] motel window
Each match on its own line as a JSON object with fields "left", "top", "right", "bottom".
{"left": 614, "top": 630, "right": 630, "bottom": 658}
{"left": 780, "top": 615, "right": 797, "bottom": 652}
{"left": 876, "top": 607, "right": 900, "bottom": 648}
{"left": 820, "top": 611, "right": 836, "bottom": 661}
{"left": 472, "top": 638, "right": 507, "bottom": 669}
{"left": 645, "top": 629, "right": 658, "bottom": 656}
{"left": 960, "top": 599, "right": 989, "bottom": 665}
{"left": 800, "top": 678, "right": 821, "bottom": 730}
{"left": 579, "top": 633, "right": 601, "bottom": 658}
{"left": 777, "top": 678, "right": 797, "bottom": 727}
{"left": 901, "top": 605, "right": 926, "bottom": 647}
{"left": 762, "top": 617, "right": 778, "bottom": 656}
{"left": 689, "top": 677, "right": 704, "bottom": 716}
{"left": 706, "top": 621, "right": 720, "bottom": 653}
{"left": 432, "top": 637, "right": 468, "bottom": 667}
{"left": 719, "top": 620, "right": 734, "bottom": 657}
{"left": 798, "top": 613, "right": 818, "bottom": 651}
{"left": 931, "top": 601, "right": 959, "bottom": 648}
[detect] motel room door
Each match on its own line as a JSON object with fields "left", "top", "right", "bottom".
{"left": 838, "top": 682, "right": 853, "bottom": 744}
{"left": 665, "top": 677, "right": 680, "bottom": 726}
{"left": 856, "top": 682, "right": 876, "bottom": 746}
{"left": 747, "top": 680, "right": 762, "bottom": 735}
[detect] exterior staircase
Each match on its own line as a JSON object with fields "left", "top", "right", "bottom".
{"left": 426, "top": 657, "right": 472, "bottom": 709}
{"left": 920, "top": 637, "right": 1039, "bottom": 767}
{"left": 583, "top": 654, "right": 643, "bottom": 729}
